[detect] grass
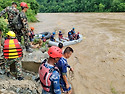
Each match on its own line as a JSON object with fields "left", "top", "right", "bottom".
{"left": 110, "top": 82, "right": 118, "bottom": 94}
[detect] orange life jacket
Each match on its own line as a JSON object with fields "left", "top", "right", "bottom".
{"left": 3, "top": 39, "right": 22, "bottom": 59}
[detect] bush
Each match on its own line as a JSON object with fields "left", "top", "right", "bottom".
{"left": 0, "top": 18, "right": 9, "bottom": 37}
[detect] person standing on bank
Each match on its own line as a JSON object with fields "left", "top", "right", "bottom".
{"left": 39, "top": 46, "right": 62, "bottom": 94}
{"left": 56, "top": 47, "right": 74, "bottom": 94}
{"left": 17, "top": 2, "right": 32, "bottom": 52}
{"left": 3, "top": 31, "right": 23, "bottom": 80}
{"left": 0, "top": 2, "right": 19, "bottom": 31}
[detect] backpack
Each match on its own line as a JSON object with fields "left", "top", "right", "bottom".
{"left": 12, "top": 13, "right": 23, "bottom": 30}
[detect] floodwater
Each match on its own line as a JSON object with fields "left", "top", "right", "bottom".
{"left": 30, "top": 13, "right": 125, "bottom": 94}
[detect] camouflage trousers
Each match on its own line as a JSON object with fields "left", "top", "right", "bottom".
{"left": 15, "top": 29, "right": 30, "bottom": 49}
{"left": 4, "top": 56, "right": 23, "bottom": 77}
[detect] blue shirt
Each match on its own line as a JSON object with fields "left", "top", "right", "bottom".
{"left": 43, "top": 62, "right": 61, "bottom": 94}
{"left": 56, "top": 57, "right": 71, "bottom": 78}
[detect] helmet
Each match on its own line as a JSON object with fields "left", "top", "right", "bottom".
{"left": 30, "top": 27, "right": 34, "bottom": 30}
{"left": 6, "top": 31, "right": 16, "bottom": 38}
{"left": 42, "top": 34, "right": 45, "bottom": 37}
{"left": 53, "top": 32, "right": 55, "bottom": 35}
{"left": 20, "top": 2, "right": 28, "bottom": 8}
{"left": 59, "top": 31, "right": 62, "bottom": 33}
{"left": 48, "top": 46, "right": 62, "bottom": 58}
{"left": 72, "top": 27, "right": 75, "bottom": 30}
{"left": 78, "top": 32, "right": 79, "bottom": 34}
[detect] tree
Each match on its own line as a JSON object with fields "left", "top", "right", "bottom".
{"left": 99, "top": 3, "right": 105, "bottom": 12}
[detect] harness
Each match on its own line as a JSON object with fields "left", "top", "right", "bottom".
{"left": 39, "top": 60, "right": 59, "bottom": 93}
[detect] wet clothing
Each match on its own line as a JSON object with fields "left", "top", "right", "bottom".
{"left": 39, "top": 61, "right": 61, "bottom": 94}
{"left": 50, "top": 35, "right": 55, "bottom": 42}
{"left": 0, "top": 6, "right": 19, "bottom": 30}
{"left": 3, "top": 39, "right": 22, "bottom": 59}
{"left": 3, "top": 38, "right": 23, "bottom": 77}
{"left": 56, "top": 57, "right": 71, "bottom": 92}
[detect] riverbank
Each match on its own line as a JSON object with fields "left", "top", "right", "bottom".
{"left": 30, "top": 13, "right": 125, "bottom": 94}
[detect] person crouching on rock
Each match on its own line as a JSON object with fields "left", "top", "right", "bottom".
{"left": 29, "top": 27, "right": 35, "bottom": 43}
{"left": 39, "top": 46, "right": 62, "bottom": 94}
{"left": 3, "top": 31, "right": 23, "bottom": 80}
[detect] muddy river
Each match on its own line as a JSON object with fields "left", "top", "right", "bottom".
{"left": 30, "top": 13, "right": 125, "bottom": 94}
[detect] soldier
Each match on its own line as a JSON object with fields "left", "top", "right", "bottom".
{"left": 16, "top": 2, "right": 32, "bottom": 52}
{"left": 0, "top": 2, "right": 19, "bottom": 31}
{"left": 3, "top": 31, "right": 23, "bottom": 80}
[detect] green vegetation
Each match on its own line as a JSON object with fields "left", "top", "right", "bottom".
{"left": 110, "top": 82, "right": 118, "bottom": 94}
{"left": 0, "top": 0, "right": 39, "bottom": 22}
{"left": 0, "top": 18, "right": 9, "bottom": 36}
{"left": 37, "top": 0, "right": 125, "bottom": 12}
{"left": 0, "top": 0, "right": 39, "bottom": 36}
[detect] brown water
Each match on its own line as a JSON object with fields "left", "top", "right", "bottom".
{"left": 30, "top": 13, "right": 125, "bottom": 94}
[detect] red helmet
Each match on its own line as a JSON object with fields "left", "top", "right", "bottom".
{"left": 48, "top": 46, "right": 62, "bottom": 58}
{"left": 20, "top": 2, "right": 28, "bottom": 8}
{"left": 30, "top": 27, "right": 34, "bottom": 30}
{"left": 78, "top": 32, "right": 80, "bottom": 34}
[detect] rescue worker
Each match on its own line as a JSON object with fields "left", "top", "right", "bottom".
{"left": 71, "top": 27, "right": 75, "bottom": 35}
{"left": 58, "top": 31, "right": 63, "bottom": 41}
{"left": 0, "top": 2, "right": 19, "bottom": 31}
{"left": 17, "top": 2, "right": 32, "bottom": 52}
{"left": 3, "top": 31, "right": 23, "bottom": 80}
{"left": 39, "top": 46, "right": 62, "bottom": 94}
{"left": 72, "top": 31, "right": 76, "bottom": 40}
{"left": 68, "top": 32, "right": 73, "bottom": 41}
{"left": 50, "top": 32, "right": 56, "bottom": 41}
{"left": 41, "top": 34, "right": 46, "bottom": 42}
{"left": 76, "top": 32, "right": 80, "bottom": 40}
{"left": 56, "top": 47, "right": 74, "bottom": 94}
{"left": 29, "top": 27, "right": 35, "bottom": 42}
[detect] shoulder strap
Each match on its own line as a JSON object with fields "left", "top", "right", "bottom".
{"left": 41, "top": 59, "right": 47, "bottom": 64}
{"left": 49, "top": 66, "right": 59, "bottom": 73}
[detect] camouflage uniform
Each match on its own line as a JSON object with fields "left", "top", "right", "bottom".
{"left": 0, "top": 6, "right": 19, "bottom": 31}
{"left": 4, "top": 56, "right": 23, "bottom": 77}
{"left": 16, "top": 11, "right": 30, "bottom": 49}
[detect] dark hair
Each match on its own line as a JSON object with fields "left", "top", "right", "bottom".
{"left": 12, "top": 2, "right": 17, "bottom": 5}
{"left": 64, "top": 47, "right": 73, "bottom": 54}
{"left": 58, "top": 43, "right": 63, "bottom": 49}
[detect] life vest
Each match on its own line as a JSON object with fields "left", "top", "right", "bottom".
{"left": 39, "top": 61, "right": 59, "bottom": 92}
{"left": 3, "top": 39, "right": 22, "bottom": 59}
